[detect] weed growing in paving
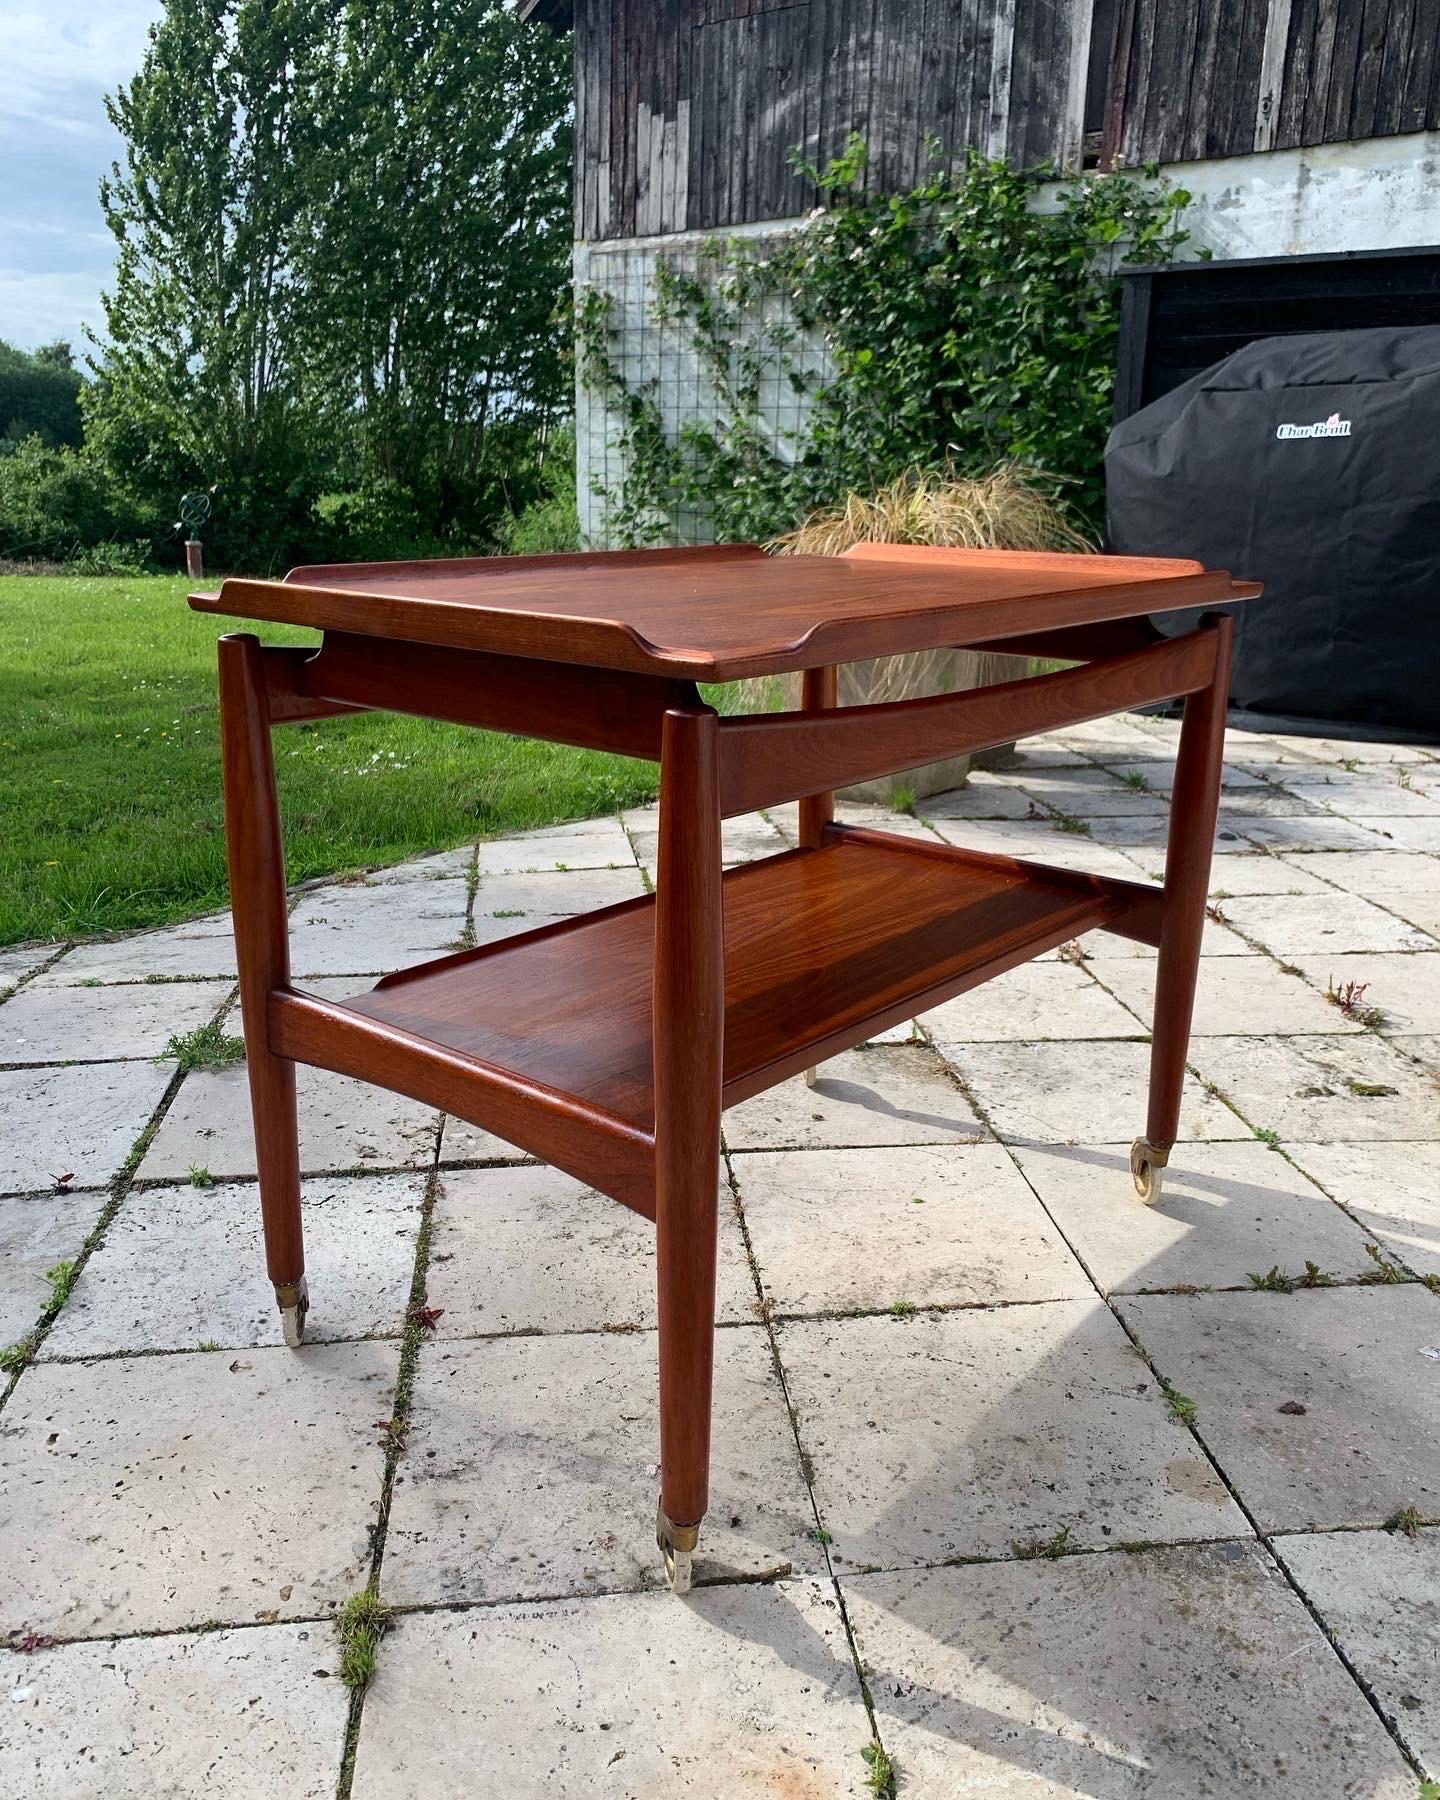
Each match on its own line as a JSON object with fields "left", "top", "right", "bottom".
{"left": 1012, "top": 1524, "right": 1072, "bottom": 1560}
{"left": 861, "top": 1741, "right": 897, "bottom": 1798}
{"left": 335, "top": 1589, "right": 390, "bottom": 1691}
{"left": 890, "top": 1299, "right": 917, "bottom": 1317}
{"left": 188, "top": 1163, "right": 215, "bottom": 1187}
{"left": 1050, "top": 812, "right": 1091, "bottom": 836}
{"left": 1361, "top": 1243, "right": 1406, "bottom": 1284}
{"left": 1326, "top": 976, "right": 1385, "bottom": 1028}
{"left": 163, "top": 1020, "right": 245, "bottom": 1071}
{"left": 1247, "top": 1265, "right": 1293, "bottom": 1294}
{"left": 0, "top": 1261, "right": 80, "bottom": 1375}
{"left": 1387, "top": 1503, "right": 1423, "bottom": 1538}
{"left": 1252, "top": 1126, "right": 1281, "bottom": 1149}
{"left": 890, "top": 783, "right": 917, "bottom": 816}
{"left": 1164, "top": 1387, "right": 1198, "bottom": 1426}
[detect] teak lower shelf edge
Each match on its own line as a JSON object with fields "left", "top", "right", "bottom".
{"left": 268, "top": 833, "right": 1134, "bottom": 1208}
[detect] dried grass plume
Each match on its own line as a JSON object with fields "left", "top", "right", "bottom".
{"left": 767, "top": 464, "right": 1091, "bottom": 558}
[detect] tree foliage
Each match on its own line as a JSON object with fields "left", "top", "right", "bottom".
{"left": 306, "top": 0, "right": 572, "bottom": 541}
{"left": 579, "top": 147, "right": 1190, "bottom": 545}
{"left": 0, "top": 339, "right": 84, "bottom": 452}
{"left": 74, "top": 0, "right": 571, "bottom": 571}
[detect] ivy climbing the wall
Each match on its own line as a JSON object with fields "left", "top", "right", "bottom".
{"left": 577, "top": 144, "right": 1191, "bottom": 547}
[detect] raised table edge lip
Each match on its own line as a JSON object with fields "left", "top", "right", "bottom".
{"left": 188, "top": 549, "right": 1261, "bottom": 682}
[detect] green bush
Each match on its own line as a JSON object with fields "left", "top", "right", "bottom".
{"left": 494, "top": 430, "right": 580, "bottom": 555}
{"left": 0, "top": 340, "right": 83, "bottom": 451}
{"left": 0, "top": 436, "right": 150, "bottom": 564}
{"left": 578, "top": 148, "right": 1190, "bottom": 544}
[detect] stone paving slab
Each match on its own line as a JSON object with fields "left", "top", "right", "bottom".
{"left": 723, "top": 1044, "right": 985, "bottom": 1151}
{"left": 1282, "top": 1140, "right": 1440, "bottom": 1278}
{"left": 0, "top": 1343, "right": 395, "bottom": 1638}
{"left": 381, "top": 1324, "right": 817, "bottom": 1606}
{"left": 473, "top": 865, "right": 648, "bottom": 919}
{"left": 1014, "top": 769, "right": 1171, "bottom": 817}
{"left": 0, "top": 1061, "right": 174, "bottom": 1196}
{"left": 1238, "top": 814, "right": 1395, "bottom": 852}
{"left": 939, "top": 1038, "right": 1244, "bottom": 1144}
{"left": 0, "top": 977, "right": 225, "bottom": 1064}
{"left": 1388, "top": 892, "right": 1440, "bottom": 935}
{"left": 42, "top": 1172, "right": 427, "bottom": 1357}
{"left": 424, "top": 1163, "right": 758, "bottom": 1334}
{"left": 0, "top": 1190, "right": 104, "bottom": 1345}
{"left": 139, "top": 1060, "right": 440, "bottom": 1181}
{"left": 286, "top": 878, "right": 471, "bottom": 977}
{"left": 1096, "top": 951, "right": 1363, "bottom": 1037}
{"left": 779, "top": 1299, "right": 1245, "bottom": 1569}
{"left": 32, "top": 914, "right": 238, "bottom": 983}
{"left": 1294, "top": 950, "right": 1440, "bottom": 1034}
{"left": 735, "top": 1142, "right": 1090, "bottom": 1316}
{"left": 1280, "top": 848, "right": 1440, "bottom": 896}
{"left": 1341, "top": 814, "right": 1440, "bottom": 852}
{"left": 1117, "top": 1286, "right": 1440, "bottom": 1532}
{"left": 921, "top": 815, "right": 1152, "bottom": 878}
{"left": 843, "top": 1544, "right": 1417, "bottom": 1799}
{"left": 0, "top": 944, "right": 60, "bottom": 991}
{"left": 1275, "top": 1526, "right": 1440, "bottom": 1778}
{"left": 0, "top": 1622, "right": 349, "bottom": 1800}
{"left": 1188, "top": 1032, "right": 1439, "bottom": 1142}
{"left": 1070, "top": 914, "right": 1251, "bottom": 957}
{"left": 920, "top": 957, "right": 1141, "bottom": 1042}
{"left": 1284, "top": 775, "right": 1440, "bottom": 817}
{"left": 1010, "top": 1140, "right": 1379, "bottom": 1294}
{"left": 1215, "top": 892, "right": 1436, "bottom": 958}
{"left": 476, "top": 815, "right": 636, "bottom": 875}
{"left": 350, "top": 1581, "right": 872, "bottom": 1800}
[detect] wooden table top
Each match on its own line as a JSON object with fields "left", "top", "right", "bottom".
{"left": 190, "top": 542, "right": 1259, "bottom": 681}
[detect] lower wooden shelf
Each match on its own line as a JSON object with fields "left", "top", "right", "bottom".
{"left": 290, "top": 833, "right": 1123, "bottom": 1135}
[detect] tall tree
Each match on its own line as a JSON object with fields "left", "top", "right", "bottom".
{"left": 306, "top": 0, "right": 572, "bottom": 534}
{"left": 90, "top": 0, "right": 332, "bottom": 564}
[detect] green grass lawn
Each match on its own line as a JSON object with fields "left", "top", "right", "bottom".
{"left": 1, "top": 574, "right": 663, "bottom": 945}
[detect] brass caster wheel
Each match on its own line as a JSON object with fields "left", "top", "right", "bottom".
{"left": 1130, "top": 1139, "right": 1169, "bottom": 1206}
{"left": 275, "top": 1276, "right": 309, "bottom": 1348}
{"left": 803, "top": 1066, "right": 818, "bottom": 1089}
{"left": 656, "top": 1501, "right": 700, "bottom": 1596}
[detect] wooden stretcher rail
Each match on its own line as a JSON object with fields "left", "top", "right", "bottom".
{"left": 258, "top": 633, "right": 700, "bottom": 760}
{"left": 823, "top": 824, "right": 1166, "bottom": 947}
{"left": 716, "top": 625, "right": 1220, "bottom": 818}
{"left": 269, "top": 988, "right": 658, "bottom": 1216}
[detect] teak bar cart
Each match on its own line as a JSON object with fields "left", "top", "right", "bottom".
{"left": 193, "top": 541, "right": 1258, "bottom": 1593}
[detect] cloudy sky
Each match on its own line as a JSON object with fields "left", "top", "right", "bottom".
{"left": 0, "top": 3, "right": 162, "bottom": 352}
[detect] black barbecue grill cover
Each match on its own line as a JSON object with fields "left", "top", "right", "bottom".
{"left": 1106, "top": 324, "right": 1440, "bottom": 733}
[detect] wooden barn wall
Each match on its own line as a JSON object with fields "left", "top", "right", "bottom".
{"left": 1104, "top": 0, "right": 1440, "bottom": 167}
{"left": 574, "top": 0, "right": 1095, "bottom": 241}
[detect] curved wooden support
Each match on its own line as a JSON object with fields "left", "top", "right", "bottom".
{"left": 717, "top": 627, "right": 1220, "bottom": 818}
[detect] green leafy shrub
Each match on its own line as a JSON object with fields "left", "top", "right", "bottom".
{"left": 0, "top": 437, "right": 149, "bottom": 564}
{"left": 494, "top": 429, "right": 581, "bottom": 555}
{"left": 578, "top": 146, "right": 1190, "bottom": 545}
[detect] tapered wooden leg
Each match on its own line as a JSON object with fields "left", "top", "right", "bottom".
{"left": 218, "top": 634, "right": 307, "bottom": 1343}
{"left": 653, "top": 704, "right": 724, "bottom": 1593}
{"left": 1137, "top": 616, "right": 1234, "bottom": 1203}
{"left": 798, "top": 666, "right": 838, "bottom": 1087}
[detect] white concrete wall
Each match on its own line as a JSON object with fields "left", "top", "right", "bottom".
{"left": 1168, "top": 130, "right": 1440, "bottom": 260}
{"left": 575, "top": 131, "right": 1440, "bottom": 546}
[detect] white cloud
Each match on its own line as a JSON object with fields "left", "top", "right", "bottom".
{"left": 0, "top": 2, "right": 161, "bottom": 348}
{"left": 0, "top": 5, "right": 160, "bottom": 141}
